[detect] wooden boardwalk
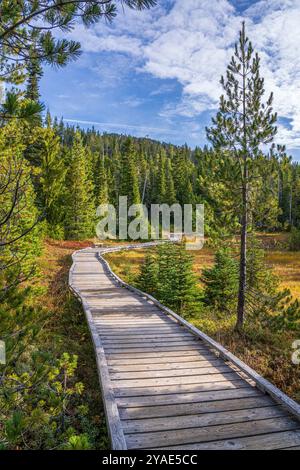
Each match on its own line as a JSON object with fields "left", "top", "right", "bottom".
{"left": 69, "top": 245, "right": 300, "bottom": 450}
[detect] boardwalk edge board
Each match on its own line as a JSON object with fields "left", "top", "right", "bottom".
{"left": 69, "top": 249, "right": 127, "bottom": 450}
{"left": 99, "top": 243, "right": 300, "bottom": 423}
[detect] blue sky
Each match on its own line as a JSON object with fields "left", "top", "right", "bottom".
{"left": 41, "top": 0, "right": 300, "bottom": 159}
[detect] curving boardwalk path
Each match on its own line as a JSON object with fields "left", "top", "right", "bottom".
{"left": 69, "top": 245, "right": 300, "bottom": 450}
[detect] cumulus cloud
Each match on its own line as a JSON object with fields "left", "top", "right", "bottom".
{"left": 70, "top": 24, "right": 143, "bottom": 55}
{"left": 69, "top": 0, "right": 300, "bottom": 149}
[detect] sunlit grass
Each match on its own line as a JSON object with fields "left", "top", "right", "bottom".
{"left": 106, "top": 240, "right": 300, "bottom": 301}
{"left": 266, "top": 251, "right": 300, "bottom": 299}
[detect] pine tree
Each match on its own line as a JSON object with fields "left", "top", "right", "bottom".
{"left": 119, "top": 138, "right": 141, "bottom": 206}
{"left": 165, "top": 158, "right": 177, "bottom": 206}
{"left": 94, "top": 153, "right": 109, "bottom": 207}
{"left": 202, "top": 248, "right": 239, "bottom": 314}
{"left": 156, "top": 243, "right": 178, "bottom": 307}
{"left": 136, "top": 252, "right": 158, "bottom": 297}
{"left": 246, "top": 236, "right": 277, "bottom": 297}
{"left": 45, "top": 110, "right": 52, "bottom": 129}
{"left": 64, "top": 132, "right": 95, "bottom": 240}
{"left": 32, "top": 127, "right": 66, "bottom": 237}
{"left": 172, "top": 243, "right": 199, "bottom": 316}
{"left": 0, "top": 121, "right": 41, "bottom": 293}
{"left": 110, "top": 141, "right": 121, "bottom": 206}
{"left": 25, "top": 46, "right": 43, "bottom": 105}
{"left": 154, "top": 243, "right": 199, "bottom": 316}
{"left": 173, "top": 148, "right": 195, "bottom": 205}
{"left": 206, "top": 22, "right": 277, "bottom": 330}
{"left": 157, "top": 151, "right": 167, "bottom": 203}
{"left": 251, "top": 155, "right": 280, "bottom": 231}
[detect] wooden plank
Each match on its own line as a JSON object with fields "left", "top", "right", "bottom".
{"left": 114, "top": 380, "right": 254, "bottom": 401}
{"left": 93, "top": 314, "right": 167, "bottom": 320}
{"left": 107, "top": 353, "right": 218, "bottom": 366}
{"left": 103, "top": 340, "right": 199, "bottom": 349}
{"left": 96, "top": 321, "right": 169, "bottom": 326}
{"left": 92, "top": 307, "right": 161, "bottom": 313}
{"left": 89, "top": 314, "right": 176, "bottom": 325}
{"left": 125, "top": 417, "right": 299, "bottom": 449}
{"left": 89, "top": 302, "right": 155, "bottom": 308}
{"left": 94, "top": 321, "right": 173, "bottom": 327}
{"left": 105, "top": 345, "right": 211, "bottom": 354}
{"left": 93, "top": 314, "right": 177, "bottom": 321}
{"left": 81, "top": 292, "right": 137, "bottom": 298}
{"left": 107, "top": 350, "right": 218, "bottom": 360}
{"left": 89, "top": 299, "right": 157, "bottom": 304}
{"left": 119, "top": 394, "right": 271, "bottom": 419}
{"left": 100, "top": 332, "right": 192, "bottom": 339}
{"left": 78, "top": 287, "right": 120, "bottom": 292}
{"left": 162, "top": 429, "right": 300, "bottom": 450}
{"left": 101, "top": 334, "right": 193, "bottom": 342}
{"left": 111, "top": 371, "right": 241, "bottom": 389}
{"left": 101, "top": 336, "right": 195, "bottom": 344}
{"left": 108, "top": 359, "right": 223, "bottom": 372}
{"left": 110, "top": 365, "right": 231, "bottom": 380}
{"left": 97, "top": 327, "right": 184, "bottom": 334}
{"left": 123, "top": 406, "right": 285, "bottom": 434}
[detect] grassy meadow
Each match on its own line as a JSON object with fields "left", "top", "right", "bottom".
{"left": 105, "top": 234, "right": 300, "bottom": 299}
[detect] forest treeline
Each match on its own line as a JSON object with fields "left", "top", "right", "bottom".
{"left": 20, "top": 114, "right": 300, "bottom": 242}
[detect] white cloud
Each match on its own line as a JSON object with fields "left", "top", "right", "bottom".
{"left": 70, "top": 24, "right": 143, "bottom": 55}
{"left": 68, "top": 0, "right": 300, "bottom": 149}
{"left": 142, "top": 0, "right": 240, "bottom": 112}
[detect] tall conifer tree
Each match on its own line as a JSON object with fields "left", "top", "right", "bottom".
{"left": 64, "top": 132, "right": 95, "bottom": 240}
{"left": 119, "top": 138, "right": 141, "bottom": 206}
{"left": 94, "top": 153, "right": 109, "bottom": 207}
{"left": 32, "top": 127, "right": 66, "bottom": 236}
{"left": 206, "top": 23, "right": 277, "bottom": 330}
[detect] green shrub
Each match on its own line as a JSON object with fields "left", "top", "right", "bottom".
{"left": 136, "top": 243, "right": 201, "bottom": 317}
{"left": 0, "top": 287, "right": 102, "bottom": 450}
{"left": 288, "top": 227, "right": 300, "bottom": 251}
{"left": 202, "top": 248, "right": 239, "bottom": 314}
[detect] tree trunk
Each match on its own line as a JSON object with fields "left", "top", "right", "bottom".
{"left": 289, "top": 185, "right": 293, "bottom": 226}
{"left": 237, "top": 25, "right": 248, "bottom": 332}
{"left": 236, "top": 179, "right": 248, "bottom": 331}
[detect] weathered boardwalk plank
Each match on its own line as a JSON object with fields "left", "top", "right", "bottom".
{"left": 69, "top": 245, "right": 300, "bottom": 450}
